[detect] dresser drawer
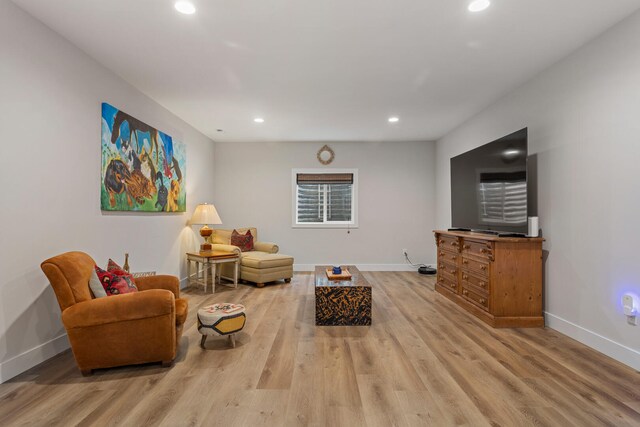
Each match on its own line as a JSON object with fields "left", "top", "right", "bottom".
{"left": 438, "top": 262, "right": 459, "bottom": 277}
{"left": 438, "top": 250, "right": 459, "bottom": 264}
{"left": 462, "top": 239, "right": 493, "bottom": 260}
{"left": 434, "top": 230, "right": 544, "bottom": 328}
{"left": 461, "top": 271, "right": 490, "bottom": 295}
{"left": 437, "top": 274, "right": 459, "bottom": 294}
{"left": 461, "top": 256, "right": 489, "bottom": 277}
{"left": 461, "top": 285, "right": 489, "bottom": 311}
{"left": 437, "top": 235, "right": 460, "bottom": 253}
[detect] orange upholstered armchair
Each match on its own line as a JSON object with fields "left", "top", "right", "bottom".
{"left": 41, "top": 251, "right": 188, "bottom": 375}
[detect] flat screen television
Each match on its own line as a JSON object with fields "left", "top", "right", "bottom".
{"left": 450, "top": 128, "right": 528, "bottom": 235}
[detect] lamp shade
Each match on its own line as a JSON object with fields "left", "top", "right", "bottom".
{"left": 190, "top": 203, "right": 222, "bottom": 225}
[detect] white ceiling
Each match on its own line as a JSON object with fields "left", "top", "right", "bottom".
{"left": 13, "top": 0, "right": 640, "bottom": 142}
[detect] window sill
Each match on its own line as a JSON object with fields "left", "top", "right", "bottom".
{"left": 292, "top": 224, "right": 359, "bottom": 229}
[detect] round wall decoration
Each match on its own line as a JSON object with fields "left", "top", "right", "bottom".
{"left": 317, "top": 145, "right": 335, "bottom": 165}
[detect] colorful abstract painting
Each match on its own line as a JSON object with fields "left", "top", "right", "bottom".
{"left": 101, "top": 103, "right": 186, "bottom": 212}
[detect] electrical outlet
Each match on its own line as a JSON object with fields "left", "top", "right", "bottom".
{"left": 402, "top": 248, "right": 408, "bottom": 256}
{"left": 623, "top": 294, "right": 636, "bottom": 316}
{"left": 622, "top": 294, "right": 637, "bottom": 325}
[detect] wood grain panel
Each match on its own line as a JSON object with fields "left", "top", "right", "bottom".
{"left": 435, "top": 230, "right": 544, "bottom": 327}
{"left": 461, "top": 239, "right": 494, "bottom": 261}
{"left": 0, "top": 272, "right": 637, "bottom": 426}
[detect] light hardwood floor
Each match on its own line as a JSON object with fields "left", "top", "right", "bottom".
{"left": 1, "top": 272, "right": 639, "bottom": 426}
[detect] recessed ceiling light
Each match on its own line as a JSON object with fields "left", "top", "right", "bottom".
{"left": 175, "top": 1, "right": 196, "bottom": 15}
{"left": 468, "top": 0, "right": 490, "bottom": 12}
{"left": 388, "top": 117, "right": 399, "bottom": 123}
{"left": 254, "top": 118, "right": 265, "bottom": 123}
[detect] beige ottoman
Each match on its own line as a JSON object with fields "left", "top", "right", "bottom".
{"left": 240, "top": 252, "right": 294, "bottom": 288}
{"left": 197, "top": 303, "right": 246, "bottom": 348}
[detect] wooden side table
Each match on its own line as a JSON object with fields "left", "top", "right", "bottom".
{"left": 187, "top": 251, "right": 240, "bottom": 293}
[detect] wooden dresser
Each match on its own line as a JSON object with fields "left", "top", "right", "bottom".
{"left": 434, "top": 230, "right": 544, "bottom": 328}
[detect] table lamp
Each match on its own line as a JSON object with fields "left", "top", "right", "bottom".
{"left": 190, "top": 203, "right": 222, "bottom": 251}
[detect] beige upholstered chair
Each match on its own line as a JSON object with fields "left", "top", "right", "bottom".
{"left": 211, "top": 228, "right": 293, "bottom": 287}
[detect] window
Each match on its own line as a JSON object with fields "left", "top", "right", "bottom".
{"left": 292, "top": 169, "right": 358, "bottom": 228}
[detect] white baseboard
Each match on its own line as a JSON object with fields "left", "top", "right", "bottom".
{"left": 180, "top": 276, "right": 189, "bottom": 289}
{"left": 545, "top": 312, "right": 640, "bottom": 371}
{"left": 0, "top": 334, "right": 70, "bottom": 384}
{"left": 294, "top": 263, "right": 432, "bottom": 272}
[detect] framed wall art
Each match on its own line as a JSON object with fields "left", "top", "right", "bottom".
{"left": 101, "top": 103, "right": 186, "bottom": 212}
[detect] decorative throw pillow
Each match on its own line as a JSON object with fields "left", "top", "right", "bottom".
{"left": 95, "top": 265, "right": 138, "bottom": 296}
{"left": 89, "top": 268, "right": 107, "bottom": 298}
{"left": 107, "top": 259, "right": 127, "bottom": 274}
{"left": 230, "top": 229, "right": 254, "bottom": 252}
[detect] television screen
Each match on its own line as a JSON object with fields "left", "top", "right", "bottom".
{"left": 450, "top": 128, "right": 528, "bottom": 234}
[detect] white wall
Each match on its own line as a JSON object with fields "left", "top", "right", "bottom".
{"left": 214, "top": 141, "right": 436, "bottom": 270}
{"left": 435, "top": 11, "right": 640, "bottom": 370}
{"left": 0, "top": 0, "right": 215, "bottom": 382}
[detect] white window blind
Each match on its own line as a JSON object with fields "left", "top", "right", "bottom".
{"left": 296, "top": 184, "right": 324, "bottom": 223}
{"left": 293, "top": 171, "right": 357, "bottom": 227}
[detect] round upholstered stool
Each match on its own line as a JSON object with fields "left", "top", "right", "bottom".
{"left": 197, "top": 303, "right": 246, "bottom": 348}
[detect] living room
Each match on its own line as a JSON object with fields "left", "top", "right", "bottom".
{"left": 1, "top": 0, "right": 640, "bottom": 425}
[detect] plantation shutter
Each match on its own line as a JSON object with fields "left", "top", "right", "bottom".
{"left": 326, "top": 183, "right": 352, "bottom": 221}
{"left": 297, "top": 184, "right": 324, "bottom": 223}
{"left": 296, "top": 173, "right": 354, "bottom": 223}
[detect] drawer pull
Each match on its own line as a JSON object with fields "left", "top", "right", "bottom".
{"left": 480, "top": 248, "right": 490, "bottom": 254}
{"left": 462, "top": 259, "right": 469, "bottom": 264}
{"left": 439, "top": 251, "right": 445, "bottom": 256}
{"left": 463, "top": 244, "right": 470, "bottom": 249}
{"left": 480, "top": 265, "right": 487, "bottom": 270}
{"left": 439, "top": 277, "right": 444, "bottom": 283}
{"left": 462, "top": 274, "right": 468, "bottom": 280}
{"left": 479, "top": 281, "right": 486, "bottom": 288}
{"left": 479, "top": 298, "right": 487, "bottom": 305}
{"left": 439, "top": 263, "right": 445, "bottom": 269}
{"left": 439, "top": 240, "right": 445, "bottom": 245}
{"left": 462, "top": 289, "right": 469, "bottom": 296}
{"left": 451, "top": 256, "right": 457, "bottom": 260}
{"left": 450, "top": 283, "right": 457, "bottom": 289}
{"left": 451, "top": 241, "right": 458, "bottom": 246}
